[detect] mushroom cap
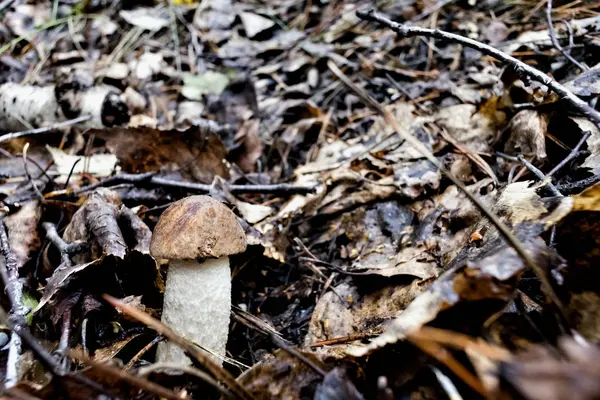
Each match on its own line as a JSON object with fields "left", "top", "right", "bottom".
{"left": 150, "top": 195, "right": 247, "bottom": 260}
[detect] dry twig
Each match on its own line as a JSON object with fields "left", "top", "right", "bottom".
{"left": 356, "top": 9, "right": 600, "bottom": 129}
{"left": 103, "top": 294, "right": 256, "bottom": 400}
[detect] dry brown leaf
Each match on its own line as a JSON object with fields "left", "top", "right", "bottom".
{"left": 89, "top": 126, "right": 230, "bottom": 183}
{"left": 572, "top": 182, "right": 600, "bottom": 211}
{"left": 237, "top": 349, "right": 325, "bottom": 399}
{"left": 5, "top": 201, "right": 41, "bottom": 269}
{"left": 504, "top": 110, "right": 548, "bottom": 160}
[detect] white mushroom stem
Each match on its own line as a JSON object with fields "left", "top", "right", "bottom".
{"left": 157, "top": 257, "right": 231, "bottom": 365}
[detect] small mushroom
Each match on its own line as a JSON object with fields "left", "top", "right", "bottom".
{"left": 150, "top": 195, "right": 247, "bottom": 364}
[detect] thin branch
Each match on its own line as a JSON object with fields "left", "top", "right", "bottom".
{"left": 68, "top": 349, "right": 186, "bottom": 400}
{"left": 45, "top": 172, "right": 317, "bottom": 198}
{"left": 138, "top": 363, "right": 235, "bottom": 399}
{"left": 42, "top": 222, "right": 87, "bottom": 266}
{"left": 556, "top": 174, "right": 600, "bottom": 193}
{"left": 22, "top": 144, "right": 43, "bottom": 200}
{"left": 0, "top": 115, "right": 92, "bottom": 145}
{"left": 0, "top": 213, "right": 27, "bottom": 387}
{"left": 545, "top": 131, "right": 591, "bottom": 178}
{"left": 356, "top": 9, "right": 600, "bottom": 129}
{"left": 517, "top": 155, "right": 562, "bottom": 197}
{"left": 103, "top": 294, "right": 256, "bottom": 400}
{"left": 545, "top": 0, "right": 586, "bottom": 71}
{"left": 310, "top": 331, "right": 382, "bottom": 348}
{"left": 270, "top": 334, "right": 327, "bottom": 377}
{"left": 327, "top": 59, "right": 569, "bottom": 323}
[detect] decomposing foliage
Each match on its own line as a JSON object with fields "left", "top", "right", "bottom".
{"left": 2, "top": 0, "right": 600, "bottom": 399}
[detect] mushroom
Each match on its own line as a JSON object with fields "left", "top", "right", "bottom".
{"left": 150, "top": 195, "right": 247, "bottom": 364}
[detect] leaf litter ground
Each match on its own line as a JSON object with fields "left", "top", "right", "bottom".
{"left": 2, "top": 0, "right": 600, "bottom": 399}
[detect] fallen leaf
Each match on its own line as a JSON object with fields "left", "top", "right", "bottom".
{"left": 239, "top": 12, "right": 275, "bottom": 38}
{"left": 504, "top": 110, "right": 549, "bottom": 160}
{"left": 120, "top": 8, "right": 170, "bottom": 31}
{"left": 5, "top": 201, "right": 41, "bottom": 269}
{"left": 90, "top": 126, "right": 230, "bottom": 183}
{"left": 182, "top": 71, "right": 230, "bottom": 100}
{"left": 46, "top": 146, "right": 119, "bottom": 183}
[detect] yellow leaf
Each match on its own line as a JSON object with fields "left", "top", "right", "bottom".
{"left": 573, "top": 182, "right": 600, "bottom": 211}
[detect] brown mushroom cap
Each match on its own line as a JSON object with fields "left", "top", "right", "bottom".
{"left": 150, "top": 195, "right": 247, "bottom": 260}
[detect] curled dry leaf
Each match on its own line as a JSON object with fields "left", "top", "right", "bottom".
{"left": 504, "top": 110, "right": 549, "bottom": 160}
{"left": 436, "top": 103, "right": 505, "bottom": 153}
{"left": 5, "top": 201, "right": 41, "bottom": 269}
{"left": 36, "top": 189, "right": 158, "bottom": 313}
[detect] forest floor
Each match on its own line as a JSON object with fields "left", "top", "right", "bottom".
{"left": 2, "top": 0, "right": 600, "bottom": 399}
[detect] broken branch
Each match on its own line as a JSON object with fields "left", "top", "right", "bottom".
{"left": 356, "top": 9, "right": 600, "bottom": 129}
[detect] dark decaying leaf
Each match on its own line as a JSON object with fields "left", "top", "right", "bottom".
{"left": 90, "top": 126, "right": 230, "bottom": 183}
{"left": 237, "top": 349, "right": 324, "bottom": 399}
{"left": 497, "top": 337, "right": 600, "bottom": 400}
{"left": 350, "top": 183, "right": 571, "bottom": 356}
{"left": 5, "top": 200, "right": 41, "bottom": 269}
{"left": 36, "top": 189, "right": 160, "bottom": 313}
{"left": 314, "top": 368, "right": 365, "bottom": 400}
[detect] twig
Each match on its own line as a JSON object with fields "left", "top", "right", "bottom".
{"left": 124, "top": 336, "right": 162, "bottom": 370}
{"left": 1, "top": 219, "right": 107, "bottom": 392}
{"left": 151, "top": 177, "right": 317, "bottom": 195}
{"left": 545, "top": 0, "right": 587, "bottom": 71}
{"left": 0, "top": 115, "right": 91, "bottom": 144}
{"left": 327, "top": 59, "right": 569, "bottom": 323}
{"left": 42, "top": 222, "right": 87, "bottom": 266}
{"left": 0, "top": 212, "right": 27, "bottom": 387}
{"left": 556, "top": 174, "right": 600, "bottom": 193}
{"left": 516, "top": 155, "right": 562, "bottom": 197}
{"left": 356, "top": 9, "right": 600, "bottom": 129}
{"left": 0, "top": 0, "right": 16, "bottom": 13}
{"left": 545, "top": 131, "right": 591, "bottom": 178}
{"left": 45, "top": 172, "right": 317, "bottom": 197}
{"left": 57, "top": 309, "right": 71, "bottom": 357}
{"left": 270, "top": 334, "right": 327, "bottom": 377}
{"left": 22, "top": 144, "right": 43, "bottom": 200}
{"left": 68, "top": 349, "right": 186, "bottom": 400}
{"left": 409, "top": 337, "right": 486, "bottom": 396}
{"left": 310, "top": 331, "right": 383, "bottom": 348}
{"left": 138, "top": 363, "right": 235, "bottom": 399}
{"left": 103, "top": 294, "right": 256, "bottom": 400}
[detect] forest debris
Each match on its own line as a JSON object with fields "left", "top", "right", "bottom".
{"left": 314, "top": 368, "right": 365, "bottom": 400}
{"left": 495, "top": 337, "right": 600, "bottom": 400}
{"left": 120, "top": 8, "right": 170, "bottom": 31}
{"left": 577, "top": 117, "right": 600, "bottom": 174}
{"left": 504, "top": 110, "right": 549, "bottom": 160}
{"left": 239, "top": 12, "right": 275, "bottom": 38}
{"left": 182, "top": 71, "right": 230, "bottom": 100}
{"left": 35, "top": 189, "right": 158, "bottom": 313}
{"left": 435, "top": 104, "right": 504, "bottom": 153}
{"left": 130, "top": 52, "right": 165, "bottom": 81}
{"left": 306, "top": 280, "right": 427, "bottom": 356}
{"left": 46, "top": 146, "right": 119, "bottom": 183}
{"left": 231, "top": 119, "right": 263, "bottom": 172}
{"left": 0, "top": 80, "right": 129, "bottom": 132}
{"left": 90, "top": 126, "right": 230, "bottom": 183}
{"left": 348, "top": 182, "right": 569, "bottom": 357}
{"left": 194, "top": 0, "right": 235, "bottom": 31}
{"left": 237, "top": 349, "right": 324, "bottom": 399}
{"left": 4, "top": 201, "right": 40, "bottom": 269}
